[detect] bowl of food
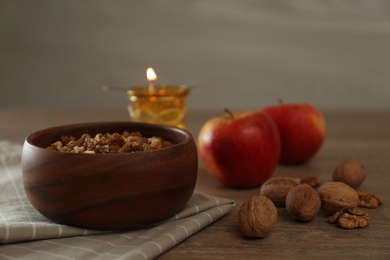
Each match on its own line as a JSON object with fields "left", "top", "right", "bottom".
{"left": 21, "top": 122, "right": 198, "bottom": 230}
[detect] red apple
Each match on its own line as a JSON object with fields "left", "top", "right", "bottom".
{"left": 198, "top": 109, "right": 281, "bottom": 188}
{"left": 262, "top": 102, "right": 326, "bottom": 164}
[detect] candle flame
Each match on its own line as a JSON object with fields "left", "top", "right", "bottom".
{"left": 146, "top": 67, "right": 157, "bottom": 82}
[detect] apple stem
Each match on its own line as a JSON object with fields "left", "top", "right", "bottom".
{"left": 278, "top": 98, "right": 284, "bottom": 105}
{"left": 224, "top": 108, "right": 234, "bottom": 119}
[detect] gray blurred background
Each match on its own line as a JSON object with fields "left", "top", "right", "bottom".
{"left": 1, "top": 0, "right": 390, "bottom": 111}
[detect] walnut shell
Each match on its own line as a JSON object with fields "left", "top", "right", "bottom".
{"left": 317, "top": 181, "right": 359, "bottom": 215}
{"left": 238, "top": 195, "right": 277, "bottom": 238}
{"left": 259, "top": 176, "right": 301, "bottom": 206}
{"left": 333, "top": 159, "right": 366, "bottom": 188}
{"left": 285, "top": 184, "right": 321, "bottom": 222}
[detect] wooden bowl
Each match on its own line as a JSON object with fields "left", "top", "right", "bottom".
{"left": 22, "top": 122, "right": 198, "bottom": 230}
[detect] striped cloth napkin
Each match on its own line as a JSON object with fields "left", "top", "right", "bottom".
{"left": 0, "top": 141, "right": 235, "bottom": 259}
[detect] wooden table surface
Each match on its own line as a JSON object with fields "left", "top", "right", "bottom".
{"left": 1, "top": 107, "right": 389, "bottom": 259}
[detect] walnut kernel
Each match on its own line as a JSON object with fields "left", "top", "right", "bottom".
{"left": 285, "top": 184, "right": 321, "bottom": 222}
{"left": 259, "top": 176, "right": 300, "bottom": 206}
{"left": 300, "top": 176, "right": 321, "bottom": 188}
{"left": 328, "top": 208, "right": 369, "bottom": 229}
{"left": 317, "top": 181, "right": 359, "bottom": 215}
{"left": 238, "top": 195, "right": 277, "bottom": 238}
{"left": 358, "top": 190, "right": 384, "bottom": 208}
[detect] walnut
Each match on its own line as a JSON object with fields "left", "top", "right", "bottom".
{"left": 238, "top": 195, "right": 277, "bottom": 238}
{"left": 333, "top": 159, "right": 366, "bottom": 188}
{"left": 328, "top": 208, "right": 369, "bottom": 229}
{"left": 285, "top": 184, "right": 321, "bottom": 222}
{"left": 358, "top": 190, "right": 384, "bottom": 208}
{"left": 317, "top": 182, "right": 359, "bottom": 215}
{"left": 259, "top": 176, "right": 301, "bottom": 206}
{"left": 300, "top": 176, "right": 321, "bottom": 188}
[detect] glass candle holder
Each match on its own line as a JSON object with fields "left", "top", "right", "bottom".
{"left": 127, "top": 85, "right": 190, "bottom": 129}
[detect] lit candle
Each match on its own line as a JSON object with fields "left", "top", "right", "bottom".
{"left": 146, "top": 67, "right": 157, "bottom": 93}
{"left": 104, "top": 67, "right": 192, "bottom": 128}
{"left": 125, "top": 67, "right": 192, "bottom": 128}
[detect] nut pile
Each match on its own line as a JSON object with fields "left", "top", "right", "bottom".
{"left": 238, "top": 159, "right": 384, "bottom": 238}
{"left": 47, "top": 131, "right": 173, "bottom": 154}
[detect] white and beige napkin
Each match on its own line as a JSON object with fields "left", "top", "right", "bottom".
{"left": 0, "top": 141, "right": 234, "bottom": 259}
